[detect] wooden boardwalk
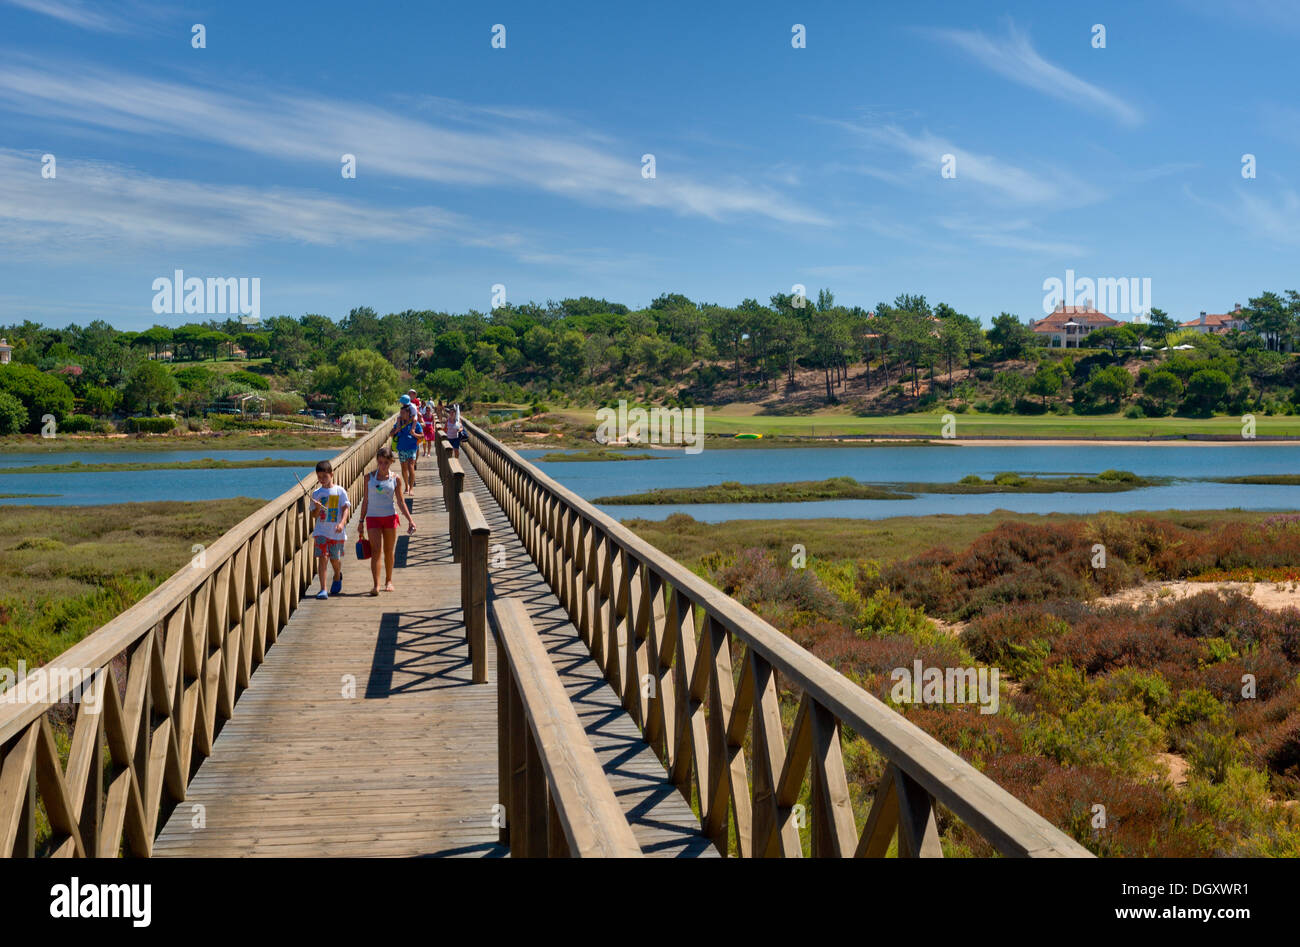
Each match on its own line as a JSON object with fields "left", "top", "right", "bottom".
{"left": 154, "top": 449, "right": 711, "bottom": 857}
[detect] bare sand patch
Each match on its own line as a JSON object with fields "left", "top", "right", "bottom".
{"left": 1096, "top": 580, "right": 1300, "bottom": 611}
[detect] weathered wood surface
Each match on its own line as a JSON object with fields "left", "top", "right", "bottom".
{"left": 155, "top": 450, "right": 712, "bottom": 857}
{"left": 492, "top": 597, "right": 643, "bottom": 858}
{"left": 463, "top": 464, "right": 715, "bottom": 857}
{"left": 154, "top": 457, "right": 505, "bottom": 857}
{"left": 460, "top": 420, "right": 1093, "bottom": 859}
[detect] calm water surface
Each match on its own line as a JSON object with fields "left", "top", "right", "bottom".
{"left": 522, "top": 445, "right": 1300, "bottom": 523}
{"left": 0, "top": 450, "right": 330, "bottom": 505}
{"left": 2, "top": 444, "right": 1296, "bottom": 515}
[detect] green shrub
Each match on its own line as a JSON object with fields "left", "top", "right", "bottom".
{"left": 1184, "top": 722, "right": 1246, "bottom": 784}
{"left": 1027, "top": 697, "right": 1163, "bottom": 776}
{"left": 0, "top": 390, "right": 27, "bottom": 435}
{"left": 58, "top": 414, "right": 112, "bottom": 434}
{"left": 228, "top": 370, "right": 269, "bottom": 390}
{"left": 1162, "top": 687, "right": 1231, "bottom": 734}
{"left": 959, "top": 474, "right": 983, "bottom": 485}
{"left": 205, "top": 415, "right": 290, "bottom": 431}
{"left": 267, "top": 391, "right": 306, "bottom": 415}
{"left": 124, "top": 416, "right": 175, "bottom": 434}
{"left": 1096, "top": 469, "right": 1138, "bottom": 483}
{"left": 1094, "top": 667, "right": 1172, "bottom": 717}
{"left": 0, "top": 363, "right": 74, "bottom": 432}
{"left": 992, "top": 471, "right": 1027, "bottom": 486}
{"left": 172, "top": 365, "right": 217, "bottom": 392}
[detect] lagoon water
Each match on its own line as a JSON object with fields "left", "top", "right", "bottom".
{"left": 522, "top": 445, "right": 1300, "bottom": 523}
{"left": 0, "top": 444, "right": 1295, "bottom": 517}
{"left": 0, "top": 450, "right": 328, "bottom": 505}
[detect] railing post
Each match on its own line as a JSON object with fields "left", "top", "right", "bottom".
{"left": 497, "top": 659, "right": 511, "bottom": 847}
{"left": 447, "top": 459, "right": 465, "bottom": 562}
{"left": 438, "top": 438, "right": 453, "bottom": 509}
{"left": 458, "top": 490, "right": 490, "bottom": 685}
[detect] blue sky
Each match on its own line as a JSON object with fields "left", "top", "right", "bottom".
{"left": 1, "top": 0, "right": 1298, "bottom": 330}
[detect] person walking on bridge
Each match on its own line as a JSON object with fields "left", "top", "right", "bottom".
{"left": 420, "top": 399, "right": 436, "bottom": 459}
{"left": 391, "top": 403, "right": 422, "bottom": 496}
{"left": 309, "top": 459, "right": 351, "bottom": 599}
{"left": 357, "top": 446, "right": 416, "bottom": 595}
{"left": 446, "top": 404, "right": 466, "bottom": 459}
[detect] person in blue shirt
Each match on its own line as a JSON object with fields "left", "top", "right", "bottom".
{"left": 391, "top": 403, "right": 423, "bottom": 496}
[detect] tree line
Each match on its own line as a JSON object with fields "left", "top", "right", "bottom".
{"left": 2, "top": 288, "right": 1298, "bottom": 434}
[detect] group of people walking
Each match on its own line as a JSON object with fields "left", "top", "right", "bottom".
{"left": 306, "top": 389, "right": 468, "bottom": 599}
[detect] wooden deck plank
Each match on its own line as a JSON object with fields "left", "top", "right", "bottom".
{"left": 154, "top": 446, "right": 713, "bottom": 858}
{"left": 154, "top": 455, "right": 504, "bottom": 858}
{"left": 460, "top": 457, "right": 716, "bottom": 859}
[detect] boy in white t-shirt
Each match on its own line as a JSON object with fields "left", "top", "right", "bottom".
{"left": 310, "top": 459, "right": 351, "bottom": 599}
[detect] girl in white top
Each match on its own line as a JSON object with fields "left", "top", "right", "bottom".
{"left": 357, "top": 446, "right": 416, "bottom": 595}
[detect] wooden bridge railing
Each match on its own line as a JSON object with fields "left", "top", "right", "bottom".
{"left": 457, "top": 490, "right": 490, "bottom": 685}
{"left": 460, "top": 418, "right": 1092, "bottom": 858}
{"left": 0, "top": 413, "right": 398, "bottom": 857}
{"left": 490, "top": 597, "right": 643, "bottom": 857}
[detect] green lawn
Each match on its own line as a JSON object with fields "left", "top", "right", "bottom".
{"left": 559, "top": 406, "right": 1300, "bottom": 439}
{"left": 165, "top": 356, "right": 272, "bottom": 374}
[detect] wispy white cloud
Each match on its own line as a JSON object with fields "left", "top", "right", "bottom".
{"left": 842, "top": 122, "right": 1101, "bottom": 206}
{"left": 0, "top": 61, "right": 826, "bottom": 227}
{"left": 928, "top": 23, "right": 1143, "bottom": 126}
{"left": 937, "top": 216, "right": 1085, "bottom": 256}
{"left": 1187, "top": 181, "right": 1300, "bottom": 244}
{"left": 0, "top": 149, "right": 670, "bottom": 283}
{"left": 0, "top": 149, "right": 463, "bottom": 254}
{"left": 0, "top": 0, "right": 153, "bottom": 33}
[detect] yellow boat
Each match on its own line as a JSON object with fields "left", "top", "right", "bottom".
{"left": 734, "top": 432, "right": 762, "bottom": 439}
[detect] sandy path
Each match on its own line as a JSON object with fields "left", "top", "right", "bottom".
{"left": 1095, "top": 580, "right": 1300, "bottom": 611}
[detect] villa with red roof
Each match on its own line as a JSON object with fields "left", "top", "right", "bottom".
{"left": 1029, "top": 302, "right": 1120, "bottom": 348}
{"left": 1180, "top": 305, "right": 1246, "bottom": 335}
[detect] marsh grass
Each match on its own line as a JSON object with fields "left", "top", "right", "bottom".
{"left": 636, "top": 508, "right": 1300, "bottom": 856}
{"left": 597, "top": 472, "right": 1162, "bottom": 505}
{"left": 0, "top": 432, "right": 351, "bottom": 454}
{"left": 0, "top": 499, "right": 264, "bottom": 674}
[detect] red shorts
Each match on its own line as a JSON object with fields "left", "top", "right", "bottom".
{"left": 366, "top": 515, "right": 400, "bottom": 531}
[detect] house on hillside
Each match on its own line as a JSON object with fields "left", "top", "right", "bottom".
{"left": 1180, "top": 305, "right": 1246, "bottom": 335}
{"left": 0, "top": 338, "right": 11, "bottom": 365}
{"left": 1029, "top": 302, "right": 1120, "bottom": 348}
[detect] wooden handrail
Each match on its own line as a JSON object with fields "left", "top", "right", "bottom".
{"left": 460, "top": 418, "right": 1092, "bottom": 858}
{"left": 0, "top": 413, "right": 398, "bottom": 857}
{"left": 490, "top": 597, "right": 643, "bottom": 858}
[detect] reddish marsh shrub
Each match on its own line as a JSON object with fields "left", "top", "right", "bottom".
{"left": 873, "top": 521, "right": 1144, "bottom": 620}
{"left": 717, "top": 547, "right": 842, "bottom": 619}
